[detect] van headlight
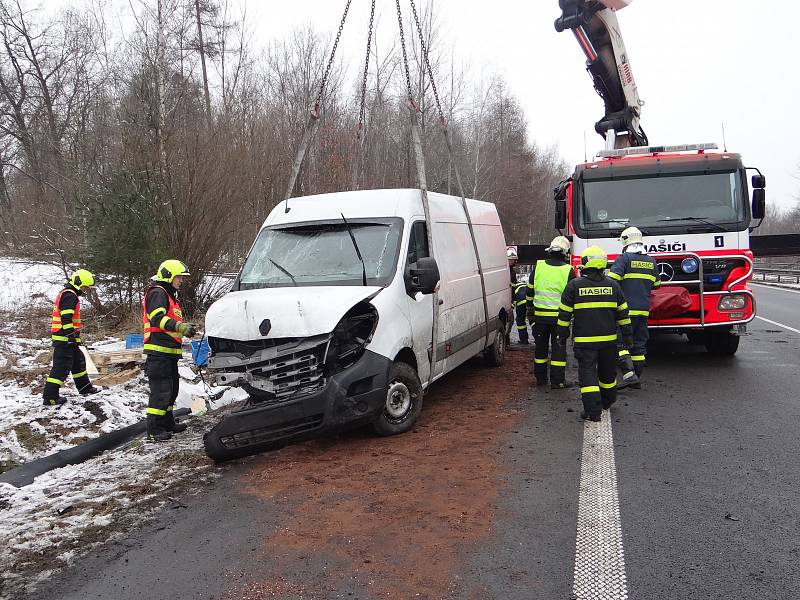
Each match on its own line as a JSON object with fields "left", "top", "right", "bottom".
{"left": 718, "top": 294, "right": 746, "bottom": 310}
{"left": 327, "top": 301, "right": 379, "bottom": 375}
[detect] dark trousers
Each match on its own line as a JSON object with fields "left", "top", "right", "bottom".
{"left": 43, "top": 343, "right": 91, "bottom": 400}
{"left": 574, "top": 344, "right": 618, "bottom": 418}
{"left": 532, "top": 321, "right": 567, "bottom": 383}
{"left": 145, "top": 355, "right": 180, "bottom": 433}
{"left": 618, "top": 315, "right": 649, "bottom": 376}
{"left": 514, "top": 304, "right": 529, "bottom": 343}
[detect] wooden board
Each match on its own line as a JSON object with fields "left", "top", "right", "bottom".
{"left": 93, "top": 367, "right": 140, "bottom": 387}
{"left": 80, "top": 346, "right": 99, "bottom": 376}
{"left": 91, "top": 349, "right": 145, "bottom": 366}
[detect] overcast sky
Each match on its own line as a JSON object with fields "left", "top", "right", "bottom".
{"left": 235, "top": 0, "right": 799, "bottom": 210}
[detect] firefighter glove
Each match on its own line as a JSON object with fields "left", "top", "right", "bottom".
{"left": 177, "top": 322, "right": 197, "bottom": 337}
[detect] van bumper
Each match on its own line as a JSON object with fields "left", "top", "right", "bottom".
{"left": 203, "top": 350, "right": 391, "bottom": 461}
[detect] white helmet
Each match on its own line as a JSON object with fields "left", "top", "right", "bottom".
{"left": 619, "top": 226, "right": 643, "bottom": 247}
{"left": 546, "top": 235, "right": 571, "bottom": 257}
{"left": 506, "top": 247, "right": 518, "bottom": 260}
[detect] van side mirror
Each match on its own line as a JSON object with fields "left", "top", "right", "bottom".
{"left": 752, "top": 188, "right": 765, "bottom": 219}
{"left": 555, "top": 199, "right": 567, "bottom": 230}
{"left": 406, "top": 256, "right": 440, "bottom": 295}
{"left": 751, "top": 174, "right": 766, "bottom": 189}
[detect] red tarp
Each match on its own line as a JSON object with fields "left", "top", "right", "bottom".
{"left": 649, "top": 286, "right": 692, "bottom": 319}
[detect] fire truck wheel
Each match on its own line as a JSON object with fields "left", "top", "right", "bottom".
{"left": 705, "top": 329, "right": 740, "bottom": 356}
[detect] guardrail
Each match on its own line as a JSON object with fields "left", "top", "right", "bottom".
{"left": 753, "top": 266, "right": 800, "bottom": 284}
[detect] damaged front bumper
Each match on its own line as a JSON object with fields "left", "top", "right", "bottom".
{"left": 203, "top": 348, "right": 391, "bottom": 461}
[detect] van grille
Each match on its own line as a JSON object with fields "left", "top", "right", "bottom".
{"left": 250, "top": 339, "right": 328, "bottom": 400}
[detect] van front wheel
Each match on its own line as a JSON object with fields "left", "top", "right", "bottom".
{"left": 484, "top": 329, "right": 506, "bottom": 367}
{"left": 372, "top": 362, "right": 424, "bottom": 436}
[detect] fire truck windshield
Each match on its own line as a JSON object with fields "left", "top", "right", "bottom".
{"left": 578, "top": 171, "right": 746, "bottom": 233}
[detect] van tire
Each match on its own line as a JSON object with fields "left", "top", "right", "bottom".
{"left": 372, "top": 362, "right": 424, "bottom": 436}
{"left": 705, "top": 329, "right": 740, "bottom": 356}
{"left": 484, "top": 329, "right": 506, "bottom": 367}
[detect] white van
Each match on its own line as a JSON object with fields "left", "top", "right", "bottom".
{"left": 203, "top": 188, "right": 512, "bottom": 460}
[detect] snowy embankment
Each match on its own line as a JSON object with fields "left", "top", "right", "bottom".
{"left": 0, "top": 258, "right": 246, "bottom": 598}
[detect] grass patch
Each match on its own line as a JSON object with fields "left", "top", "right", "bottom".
{"left": 13, "top": 423, "right": 49, "bottom": 453}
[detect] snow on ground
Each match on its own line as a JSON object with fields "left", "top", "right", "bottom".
{"left": 0, "top": 260, "right": 64, "bottom": 312}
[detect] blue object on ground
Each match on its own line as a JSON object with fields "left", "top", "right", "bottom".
{"left": 125, "top": 333, "right": 144, "bottom": 349}
{"left": 191, "top": 339, "right": 210, "bottom": 366}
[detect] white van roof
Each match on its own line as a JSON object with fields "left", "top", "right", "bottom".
{"left": 263, "top": 188, "right": 500, "bottom": 228}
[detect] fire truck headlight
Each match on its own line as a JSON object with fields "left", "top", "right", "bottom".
{"left": 718, "top": 294, "right": 746, "bottom": 310}
{"left": 681, "top": 257, "right": 699, "bottom": 274}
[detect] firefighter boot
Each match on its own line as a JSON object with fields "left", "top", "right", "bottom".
{"left": 146, "top": 415, "right": 172, "bottom": 442}
{"left": 616, "top": 354, "right": 639, "bottom": 390}
{"left": 580, "top": 411, "right": 601, "bottom": 422}
{"left": 43, "top": 396, "right": 68, "bottom": 406}
{"left": 630, "top": 362, "right": 645, "bottom": 389}
{"left": 551, "top": 381, "right": 574, "bottom": 390}
{"left": 79, "top": 385, "right": 103, "bottom": 396}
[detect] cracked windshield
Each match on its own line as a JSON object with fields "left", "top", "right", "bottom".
{"left": 238, "top": 219, "right": 402, "bottom": 289}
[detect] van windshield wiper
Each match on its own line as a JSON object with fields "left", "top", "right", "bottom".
{"left": 268, "top": 258, "right": 297, "bottom": 286}
{"left": 655, "top": 217, "right": 726, "bottom": 232}
{"left": 341, "top": 213, "right": 368, "bottom": 286}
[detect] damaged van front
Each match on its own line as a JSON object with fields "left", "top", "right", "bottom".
{"left": 203, "top": 216, "right": 404, "bottom": 461}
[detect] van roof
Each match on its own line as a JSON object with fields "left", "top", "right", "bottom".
{"left": 263, "top": 188, "right": 500, "bottom": 228}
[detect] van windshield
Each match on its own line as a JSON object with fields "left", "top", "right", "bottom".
{"left": 237, "top": 218, "right": 403, "bottom": 290}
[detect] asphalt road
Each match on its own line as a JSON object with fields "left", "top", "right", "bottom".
{"left": 32, "top": 285, "right": 800, "bottom": 599}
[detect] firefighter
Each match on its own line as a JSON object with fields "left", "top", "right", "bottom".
{"left": 506, "top": 247, "right": 520, "bottom": 344}
{"left": 512, "top": 277, "right": 530, "bottom": 345}
{"left": 556, "top": 246, "right": 632, "bottom": 422}
{"left": 608, "top": 226, "right": 660, "bottom": 388}
{"left": 143, "top": 259, "right": 196, "bottom": 441}
{"left": 526, "top": 236, "right": 575, "bottom": 388}
{"left": 43, "top": 270, "right": 102, "bottom": 406}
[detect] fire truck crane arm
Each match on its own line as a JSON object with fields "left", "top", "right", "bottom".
{"left": 555, "top": 0, "right": 647, "bottom": 149}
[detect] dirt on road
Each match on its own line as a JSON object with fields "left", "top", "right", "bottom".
{"left": 225, "top": 349, "right": 534, "bottom": 600}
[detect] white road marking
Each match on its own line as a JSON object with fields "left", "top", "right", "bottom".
{"left": 752, "top": 282, "right": 800, "bottom": 295}
{"left": 756, "top": 316, "right": 800, "bottom": 335}
{"left": 573, "top": 414, "right": 628, "bottom": 600}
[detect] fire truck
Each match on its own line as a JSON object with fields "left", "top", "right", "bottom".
{"left": 552, "top": 0, "right": 766, "bottom": 355}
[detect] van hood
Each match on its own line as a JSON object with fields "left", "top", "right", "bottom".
{"left": 205, "top": 286, "right": 382, "bottom": 341}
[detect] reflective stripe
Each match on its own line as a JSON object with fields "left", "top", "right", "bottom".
{"left": 535, "top": 310, "right": 559, "bottom": 317}
{"left": 52, "top": 335, "right": 70, "bottom": 342}
{"left": 617, "top": 318, "right": 632, "bottom": 326}
{"left": 559, "top": 303, "right": 574, "bottom": 313}
{"left": 61, "top": 323, "right": 74, "bottom": 330}
{"left": 631, "top": 355, "right": 646, "bottom": 362}
{"left": 550, "top": 360, "right": 567, "bottom": 367}
{"left": 149, "top": 307, "right": 167, "bottom": 319}
{"left": 534, "top": 358, "right": 549, "bottom": 364}
{"left": 516, "top": 324, "right": 527, "bottom": 330}
{"left": 624, "top": 273, "right": 657, "bottom": 282}
{"left": 574, "top": 334, "right": 617, "bottom": 343}
{"left": 653, "top": 280, "right": 662, "bottom": 288}
{"left": 47, "top": 377, "right": 64, "bottom": 385}
{"left": 580, "top": 385, "right": 600, "bottom": 394}
{"left": 167, "top": 405, "right": 174, "bottom": 411}
{"left": 557, "top": 319, "right": 571, "bottom": 327}
{"left": 574, "top": 302, "right": 617, "bottom": 310}
{"left": 143, "top": 343, "right": 182, "bottom": 355}
{"left": 158, "top": 315, "right": 172, "bottom": 329}
{"left": 618, "top": 350, "right": 630, "bottom": 357}
{"left": 72, "top": 370, "right": 87, "bottom": 378}
{"left": 534, "top": 298, "right": 561, "bottom": 308}
{"left": 599, "top": 380, "right": 617, "bottom": 389}
{"left": 617, "top": 302, "right": 628, "bottom": 311}
{"left": 608, "top": 271, "right": 622, "bottom": 281}
{"left": 60, "top": 309, "right": 75, "bottom": 315}
{"left": 629, "top": 310, "right": 649, "bottom": 317}
{"left": 146, "top": 407, "right": 167, "bottom": 416}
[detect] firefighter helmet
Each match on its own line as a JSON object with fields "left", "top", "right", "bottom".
{"left": 155, "top": 259, "right": 190, "bottom": 284}
{"left": 579, "top": 246, "right": 608, "bottom": 270}
{"left": 619, "top": 226, "right": 643, "bottom": 247}
{"left": 546, "top": 236, "right": 571, "bottom": 257}
{"left": 506, "top": 247, "right": 518, "bottom": 260}
{"left": 69, "top": 269, "right": 95, "bottom": 290}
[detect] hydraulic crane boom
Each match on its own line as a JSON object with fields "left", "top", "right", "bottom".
{"left": 555, "top": 0, "right": 647, "bottom": 149}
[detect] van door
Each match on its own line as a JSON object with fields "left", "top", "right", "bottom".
{"left": 405, "top": 220, "right": 445, "bottom": 384}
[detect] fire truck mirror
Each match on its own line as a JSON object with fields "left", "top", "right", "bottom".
{"left": 751, "top": 174, "right": 766, "bottom": 189}
{"left": 752, "top": 188, "right": 766, "bottom": 219}
{"left": 555, "top": 199, "right": 567, "bottom": 230}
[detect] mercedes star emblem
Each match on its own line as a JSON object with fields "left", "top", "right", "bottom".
{"left": 657, "top": 262, "right": 675, "bottom": 282}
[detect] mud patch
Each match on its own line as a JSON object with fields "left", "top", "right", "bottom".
{"left": 229, "top": 351, "right": 531, "bottom": 599}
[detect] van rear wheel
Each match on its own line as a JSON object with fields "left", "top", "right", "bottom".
{"left": 484, "top": 329, "right": 506, "bottom": 367}
{"left": 372, "top": 362, "right": 423, "bottom": 436}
